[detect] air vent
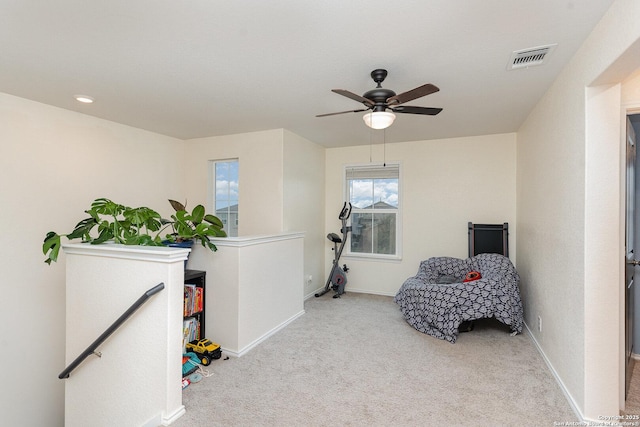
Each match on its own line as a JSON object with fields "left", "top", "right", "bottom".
{"left": 507, "top": 44, "right": 557, "bottom": 70}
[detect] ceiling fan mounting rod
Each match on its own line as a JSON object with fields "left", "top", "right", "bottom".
{"left": 371, "top": 69, "right": 388, "bottom": 87}
{"left": 365, "top": 69, "right": 395, "bottom": 107}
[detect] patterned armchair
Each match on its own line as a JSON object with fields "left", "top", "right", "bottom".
{"left": 394, "top": 253, "right": 523, "bottom": 343}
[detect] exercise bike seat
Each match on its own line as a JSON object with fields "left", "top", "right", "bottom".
{"left": 327, "top": 233, "right": 342, "bottom": 243}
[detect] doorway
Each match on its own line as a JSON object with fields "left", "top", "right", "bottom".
{"left": 625, "top": 114, "right": 639, "bottom": 396}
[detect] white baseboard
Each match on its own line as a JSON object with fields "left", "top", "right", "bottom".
{"left": 305, "top": 289, "right": 321, "bottom": 300}
{"left": 305, "top": 286, "right": 396, "bottom": 299}
{"left": 221, "top": 309, "right": 306, "bottom": 358}
{"left": 346, "top": 288, "right": 396, "bottom": 297}
{"left": 142, "top": 413, "right": 162, "bottom": 427}
{"left": 141, "top": 404, "right": 185, "bottom": 426}
{"left": 161, "top": 405, "right": 186, "bottom": 426}
{"left": 524, "top": 321, "right": 586, "bottom": 422}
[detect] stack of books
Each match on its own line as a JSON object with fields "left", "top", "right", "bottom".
{"left": 183, "top": 284, "right": 203, "bottom": 351}
{"left": 183, "top": 284, "right": 203, "bottom": 316}
{"left": 182, "top": 318, "right": 200, "bottom": 351}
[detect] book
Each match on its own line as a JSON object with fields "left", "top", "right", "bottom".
{"left": 182, "top": 317, "right": 200, "bottom": 351}
{"left": 184, "top": 284, "right": 197, "bottom": 316}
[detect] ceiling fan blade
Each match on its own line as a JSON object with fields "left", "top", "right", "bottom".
{"left": 316, "top": 108, "right": 368, "bottom": 117}
{"left": 332, "top": 89, "right": 375, "bottom": 107}
{"left": 387, "top": 83, "right": 439, "bottom": 106}
{"left": 391, "top": 106, "right": 443, "bottom": 115}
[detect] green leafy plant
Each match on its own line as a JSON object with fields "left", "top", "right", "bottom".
{"left": 43, "top": 198, "right": 226, "bottom": 264}
{"left": 164, "top": 199, "right": 227, "bottom": 251}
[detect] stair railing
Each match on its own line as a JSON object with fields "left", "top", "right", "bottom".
{"left": 58, "top": 282, "right": 165, "bottom": 379}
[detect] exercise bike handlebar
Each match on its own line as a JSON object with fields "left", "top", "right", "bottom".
{"left": 339, "top": 202, "right": 352, "bottom": 220}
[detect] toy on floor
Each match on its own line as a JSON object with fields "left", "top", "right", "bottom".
{"left": 182, "top": 352, "right": 201, "bottom": 377}
{"left": 185, "top": 338, "right": 221, "bottom": 365}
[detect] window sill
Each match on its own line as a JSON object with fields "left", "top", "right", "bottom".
{"left": 344, "top": 253, "right": 402, "bottom": 263}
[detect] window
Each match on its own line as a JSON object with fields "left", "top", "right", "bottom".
{"left": 211, "top": 160, "right": 239, "bottom": 237}
{"left": 345, "top": 163, "right": 400, "bottom": 257}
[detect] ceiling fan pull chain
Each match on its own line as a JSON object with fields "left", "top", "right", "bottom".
{"left": 369, "top": 126, "right": 373, "bottom": 163}
{"left": 383, "top": 128, "right": 387, "bottom": 167}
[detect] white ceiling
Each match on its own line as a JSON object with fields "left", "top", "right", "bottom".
{"left": 1, "top": 1, "right": 615, "bottom": 148}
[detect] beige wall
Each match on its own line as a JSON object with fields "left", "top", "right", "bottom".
{"left": 184, "top": 129, "right": 327, "bottom": 298}
{"left": 63, "top": 244, "right": 187, "bottom": 426}
{"left": 622, "top": 68, "right": 640, "bottom": 105}
{"left": 9, "top": 2, "right": 640, "bottom": 423}
{"left": 1, "top": 109, "right": 326, "bottom": 425}
{"left": 282, "top": 130, "right": 326, "bottom": 297}
{"left": 183, "top": 129, "right": 285, "bottom": 235}
{"left": 516, "top": 0, "right": 640, "bottom": 420}
{"left": 324, "top": 133, "right": 516, "bottom": 296}
{"left": 189, "top": 234, "right": 305, "bottom": 356}
{"left": 0, "top": 92, "right": 184, "bottom": 427}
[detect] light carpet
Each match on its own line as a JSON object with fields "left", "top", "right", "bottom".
{"left": 175, "top": 293, "right": 577, "bottom": 426}
{"left": 624, "top": 361, "right": 640, "bottom": 416}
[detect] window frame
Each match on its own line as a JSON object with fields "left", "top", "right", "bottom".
{"left": 343, "top": 162, "right": 402, "bottom": 260}
{"left": 208, "top": 159, "right": 239, "bottom": 237}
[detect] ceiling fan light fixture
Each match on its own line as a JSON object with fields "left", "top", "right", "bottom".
{"left": 363, "top": 111, "right": 396, "bottom": 130}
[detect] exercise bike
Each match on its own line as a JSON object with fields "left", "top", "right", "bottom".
{"left": 315, "top": 202, "right": 352, "bottom": 298}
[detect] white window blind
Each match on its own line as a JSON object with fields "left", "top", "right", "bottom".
{"left": 345, "top": 164, "right": 399, "bottom": 180}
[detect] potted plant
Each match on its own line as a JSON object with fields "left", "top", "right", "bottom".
{"left": 43, "top": 198, "right": 226, "bottom": 264}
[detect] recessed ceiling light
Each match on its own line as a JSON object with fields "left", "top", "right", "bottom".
{"left": 74, "top": 95, "right": 94, "bottom": 104}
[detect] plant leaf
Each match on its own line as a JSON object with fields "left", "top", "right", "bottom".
{"left": 67, "top": 217, "right": 97, "bottom": 240}
{"left": 194, "top": 223, "right": 210, "bottom": 235}
{"left": 136, "top": 234, "right": 158, "bottom": 246}
{"left": 124, "top": 206, "right": 162, "bottom": 231}
{"left": 43, "top": 231, "right": 61, "bottom": 263}
{"left": 204, "top": 239, "right": 218, "bottom": 252}
{"left": 191, "top": 205, "right": 205, "bottom": 224}
{"left": 91, "top": 198, "right": 124, "bottom": 217}
{"left": 204, "top": 214, "right": 224, "bottom": 228}
{"left": 92, "top": 227, "right": 113, "bottom": 244}
{"left": 168, "top": 199, "right": 186, "bottom": 212}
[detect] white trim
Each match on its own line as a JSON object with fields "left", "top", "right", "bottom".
{"left": 305, "top": 290, "right": 321, "bottom": 300}
{"left": 209, "top": 158, "right": 239, "bottom": 237}
{"left": 624, "top": 103, "right": 640, "bottom": 409}
{"left": 344, "top": 253, "right": 402, "bottom": 262}
{"left": 221, "top": 309, "right": 306, "bottom": 357}
{"left": 209, "top": 232, "right": 305, "bottom": 248}
{"left": 142, "top": 413, "right": 162, "bottom": 427}
{"left": 524, "top": 322, "right": 585, "bottom": 422}
{"left": 344, "top": 288, "right": 396, "bottom": 297}
{"left": 161, "top": 405, "right": 186, "bottom": 426}
{"left": 306, "top": 287, "right": 396, "bottom": 299}
{"left": 343, "top": 161, "right": 402, "bottom": 259}
{"left": 62, "top": 242, "right": 189, "bottom": 263}
{"left": 207, "top": 160, "right": 215, "bottom": 217}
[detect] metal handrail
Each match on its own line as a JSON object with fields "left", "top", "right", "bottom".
{"left": 58, "top": 282, "right": 165, "bottom": 379}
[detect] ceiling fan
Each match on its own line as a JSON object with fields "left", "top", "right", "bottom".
{"left": 317, "top": 69, "right": 443, "bottom": 130}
